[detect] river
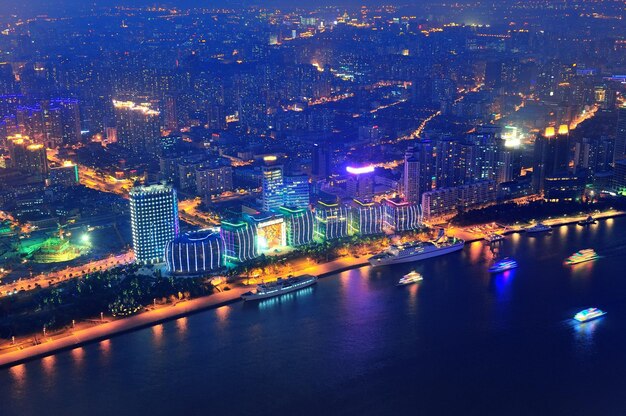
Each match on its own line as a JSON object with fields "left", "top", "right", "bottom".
{"left": 2, "top": 218, "right": 626, "bottom": 415}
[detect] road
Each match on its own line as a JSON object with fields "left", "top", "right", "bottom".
{"left": 0, "top": 250, "right": 135, "bottom": 296}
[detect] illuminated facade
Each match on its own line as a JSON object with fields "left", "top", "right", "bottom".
{"left": 48, "top": 162, "right": 79, "bottom": 187}
{"left": 383, "top": 199, "right": 422, "bottom": 232}
{"left": 278, "top": 206, "right": 315, "bottom": 246}
{"left": 244, "top": 212, "right": 287, "bottom": 253}
{"left": 165, "top": 230, "right": 225, "bottom": 275}
{"left": 7, "top": 134, "right": 48, "bottom": 179}
{"left": 130, "top": 184, "right": 179, "bottom": 264}
{"left": 314, "top": 201, "right": 350, "bottom": 242}
{"left": 261, "top": 163, "right": 284, "bottom": 212}
{"left": 349, "top": 199, "right": 384, "bottom": 235}
{"left": 220, "top": 220, "right": 259, "bottom": 264}
{"left": 283, "top": 174, "right": 310, "bottom": 209}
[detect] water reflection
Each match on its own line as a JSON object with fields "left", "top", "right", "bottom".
{"left": 152, "top": 324, "right": 164, "bottom": 345}
{"left": 492, "top": 269, "right": 516, "bottom": 301}
{"left": 8, "top": 364, "right": 27, "bottom": 390}
{"left": 41, "top": 355, "right": 56, "bottom": 376}
{"left": 70, "top": 347, "right": 85, "bottom": 369}
{"left": 573, "top": 318, "right": 602, "bottom": 354}
{"left": 256, "top": 286, "right": 314, "bottom": 310}
{"left": 176, "top": 317, "right": 188, "bottom": 335}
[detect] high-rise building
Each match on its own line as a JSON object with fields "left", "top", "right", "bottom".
{"left": 130, "top": 184, "right": 179, "bottom": 264}
{"left": 261, "top": 161, "right": 284, "bottom": 212}
{"left": 349, "top": 199, "right": 384, "bottom": 235}
{"left": 614, "top": 105, "right": 626, "bottom": 165}
{"left": 113, "top": 100, "right": 161, "bottom": 155}
{"left": 278, "top": 206, "right": 315, "bottom": 247}
{"left": 51, "top": 99, "right": 81, "bottom": 145}
{"left": 312, "top": 142, "right": 331, "bottom": 178}
{"left": 403, "top": 148, "right": 420, "bottom": 202}
{"left": 345, "top": 164, "right": 374, "bottom": 198}
{"left": 314, "top": 201, "right": 350, "bottom": 242}
{"left": 196, "top": 166, "right": 233, "bottom": 196}
{"left": 7, "top": 134, "right": 48, "bottom": 179}
{"left": 48, "top": 162, "right": 79, "bottom": 187}
{"left": 532, "top": 126, "right": 571, "bottom": 193}
{"left": 283, "top": 174, "right": 310, "bottom": 209}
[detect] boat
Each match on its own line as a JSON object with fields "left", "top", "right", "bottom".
{"left": 241, "top": 274, "right": 317, "bottom": 301}
{"left": 368, "top": 237, "right": 464, "bottom": 267}
{"left": 573, "top": 308, "right": 606, "bottom": 323}
{"left": 397, "top": 271, "right": 423, "bottom": 286}
{"left": 564, "top": 249, "right": 599, "bottom": 265}
{"left": 525, "top": 223, "right": 551, "bottom": 233}
{"left": 488, "top": 258, "right": 518, "bottom": 273}
{"left": 484, "top": 233, "right": 505, "bottom": 243}
{"left": 577, "top": 215, "right": 596, "bottom": 226}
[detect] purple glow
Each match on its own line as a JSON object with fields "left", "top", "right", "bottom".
{"left": 346, "top": 165, "right": 375, "bottom": 175}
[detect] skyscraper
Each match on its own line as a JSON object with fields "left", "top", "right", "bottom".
{"left": 614, "top": 105, "right": 626, "bottom": 165}
{"left": 113, "top": 100, "right": 161, "bottom": 155}
{"left": 403, "top": 147, "right": 420, "bottom": 202}
{"left": 532, "top": 126, "right": 571, "bottom": 193}
{"left": 261, "top": 160, "right": 284, "bottom": 212}
{"left": 283, "top": 174, "right": 310, "bottom": 209}
{"left": 130, "top": 184, "right": 179, "bottom": 264}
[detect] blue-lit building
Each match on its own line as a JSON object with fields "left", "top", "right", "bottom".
{"left": 243, "top": 212, "right": 287, "bottom": 253}
{"left": 261, "top": 162, "right": 284, "bottom": 212}
{"left": 383, "top": 199, "right": 422, "bottom": 232}
{"left": 165, "top": 230, "right": 225, "bottom": 275}
{"left": 283, "top": 174, "right": 310, "bottom": 209}
{"left": 220, "top": 220, "right": 258, "bottom": 264}
{"left": 278, "top": 206, "right": 315, "bottom": 246}
{"left": 349, "top": 199, "right": 385, "bottom": 235}
{"left": 314, "top": 201, "right": 350, "bottom": 242}
{"left": 130, "top": 184, "right": 179, "bottom": 264}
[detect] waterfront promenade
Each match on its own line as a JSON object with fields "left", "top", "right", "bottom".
{"left": 0, "top": 256, "right": 370, "bottom": 369}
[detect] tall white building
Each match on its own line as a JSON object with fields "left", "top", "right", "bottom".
{"left": 130, "top": 183, "right": 179, "bottom": 264}
{"left": 261, "top": 162, "right": 284, "bottom": 212}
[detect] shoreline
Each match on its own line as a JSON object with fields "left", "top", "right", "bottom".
{"left": 1, "top": 210, "right": 623, "bottom": 369}
{"left": 0, "top": 257, "right": 371, "bottom": 369}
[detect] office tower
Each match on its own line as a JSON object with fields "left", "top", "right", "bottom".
{"left": 261, "top": 161, "right": 284, "bottom": 212}
{"left": 403, "top": 148, "right": 420, "bottom": 202}
{"left": 614, "top": 105, "right": 626, "bottom": 164}
{"left": 312, "top": 142, "right": 331, "bottom": 178}
{"left": 163, "top": 96, "right": 178, "bottom": 131}
{"left": 130, "top": 184, "right": 179, "bottom": 264}
{"left": 532, "top": 126, "right": 571, "bottom": 193}
{"left": 7, "top": 134, "right": 48, "bottom": 179}
{"left": 48, "top": 162, "right": 79, "bottom": 187}
{"left": 113, "top": 100, "right": 161, "bottom": 155}
{"left": 283, "top": 174, "right": 310, "bottom": 209}
{"left": 345, "top": 165, "right": 374, "bottom": 198}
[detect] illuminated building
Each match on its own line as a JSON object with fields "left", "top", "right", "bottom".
{"left": 314, "top": 201, "right": 350, "bottom": 242}
{"left": 113, "top": 99, "right": 161, "bottom": 155}
{"left": 7, "top": 134, "right": 48, "bottom": 179}
{"left": 196, "top": 166, "right": 233, "bottom": 196}
{"left": 312, "top": 142, "right": 331, "bottom": 178}
{"left": 32, "top": 236, "right": 82, "bottom": 263}
{"left": 165, "top": 230, "right": 225, "bottom": 275}
{"left": 220, "top": 220, "right": 258, "bottom": 264}
{"left": 346, "top": 164, "right": 374, "bottom": 198}
{"left": 130, "top": 184, "right": 180, "bottom": 264}
{"left": 532, "top": 127, "right": 571, "bottom": 193}
{"left": 278, "top": 206, "right": 315, "bottom": 246}
{"left": 51, "top": 99, "right": 81, "bottom": 144}
{"left": 283, "top": 174, "right": 310, "bottom": 209}
{"left": 614, "top": 159, "right": 626, "bottom": 194}
{"left": 421, "top": 181, "right": 496, "bottom": 219}
{"left": 261, "top": 161, "right": 284, "bottom": 212}
{"left": 244, "top": 212, "right": 287, "bottom": 253}
{"left": 383, "top": 199, "right": 422, "bottom": 232}
{"left": 403, "top": 148, "right": 420, "bottom": 203}
{"left": 349, "top": 199, "right": 384, "bottom": 235}
{"left": 48, "top": 162, "right": 79, "bottom": 187}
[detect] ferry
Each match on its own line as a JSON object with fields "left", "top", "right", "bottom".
{"left": 241, "top": 274, "right": 317, "bottom": 301}
{"left": 368, "top": 237, "right": 464, "bottom": 267}
{"left": 573, "top": 308, "right": 606, "bottom": 323}
{"left": 397, "top": 271, "right": 423, "bottom": 286}
{"left": 564, "top": 249, "right": 599, "bottom": 265}
{"left": 525, "top": 223, "right": 551, "bottom": 233}
{"left": 488, "top": 258, "right": 518, "bottom": 273}
{"left": 577, "top": 216, "right": 596, "bottom": 226}
{"left": 484, "top": 233, "right": 505, "bottom": 243}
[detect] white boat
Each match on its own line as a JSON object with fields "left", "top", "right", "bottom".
{"left": 241, "top": 275, "right": 317, "bottom": 301}
{"left": 525, "top": 223, "right": 551, "bottom": 233}
{"left": 573, "top": 308, "right": 606, "bottom": 323}
{"left": 564, "top": 249, "right": 599, "bottom": 265}
{"left": 369, "top": 237, "right": 464, "bottom": 267}
{"left": 397, "top": 271, "right": 423, "bottom": 286}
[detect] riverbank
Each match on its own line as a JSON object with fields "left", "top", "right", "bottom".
{"left": 0, "top": 256, "right": 371, "bottom": 369}
{"left": 449, "top": 209, "right": 625, "bottom": 243}
{"left": 2, "top": 209, "right": 623, "bottom": 369}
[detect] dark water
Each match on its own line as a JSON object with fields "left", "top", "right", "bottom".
{"left": 3, "top": 218, "right": 626, "bottom": 416}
